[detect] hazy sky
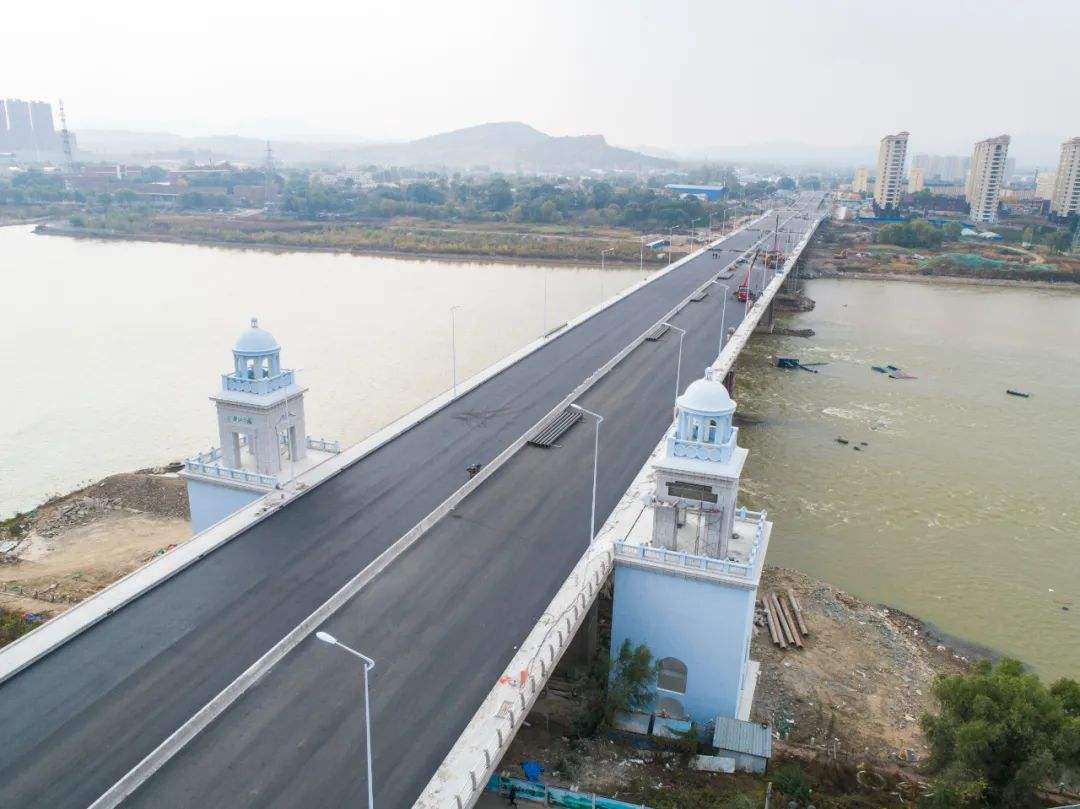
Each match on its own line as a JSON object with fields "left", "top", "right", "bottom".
{"left": 6, "top": 0, "right": 1078, "bottom": 163}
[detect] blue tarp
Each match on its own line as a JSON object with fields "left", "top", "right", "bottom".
{"left": 521, "top": 760, "right": 544, "bottom": 782}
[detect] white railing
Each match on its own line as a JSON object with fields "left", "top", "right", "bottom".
{"left": 613, "top": 542, "right": 753, "bottom": 578}
{"left": 613, "top": 507, "right": 767, "bottom": 579}
{"left": 449, "top": 546, "right": 615, "bottom": 809}
{"left": 220, "top": 369, "right": 295, "bottom": 395}
{"left": 182, "top": 459, "right": 276, "bottom": 487}
{"left": 306, "top": 436, "right": 341, "bottom": 453}
{"left": 187, "top": 435, "right": 251, "bottom": 466}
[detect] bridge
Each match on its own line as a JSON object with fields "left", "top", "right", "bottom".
{"left": 0, "top": 194, "right": 826, "bottom": 808}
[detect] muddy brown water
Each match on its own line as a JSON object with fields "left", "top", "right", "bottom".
{"left": 737, "top": 278, "right": 1080, "bottom": 679}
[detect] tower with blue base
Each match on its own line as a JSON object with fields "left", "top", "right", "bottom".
{"left": 181, "top": 319, "right": 340, "bottom": 534}
{"left": 610, "top": 368, "right": 770, "bottom": 727}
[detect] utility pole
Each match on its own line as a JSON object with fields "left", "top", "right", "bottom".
{"left": 58, "top": 99, "right": 75, "bottom": 179}
{"left": 263, "top": 142, "right": 276, "bottom": 211}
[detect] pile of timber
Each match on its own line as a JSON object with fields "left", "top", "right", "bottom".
{"left": 761, "top": 589, "right": 810, "bottom": 650}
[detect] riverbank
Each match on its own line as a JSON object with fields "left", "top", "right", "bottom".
{"left": 803, "top": 217, "right": 1080, "bottom": 287}
{"left": 36, "top": 213, "right": 682, "bottom": 268}
{"left": 0, "top": 467, "right": 189, "bottom": 631}
{"left": 486, "top": 564, "right": 980, "bottom": 808}
{"left": 807, "top": 267, "right": 1080, "bottom": 291}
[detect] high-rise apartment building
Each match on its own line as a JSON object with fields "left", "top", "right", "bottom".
{"left": 1035, "top": 170, "right": 1057, "bottom": 200}
{"left": 913, "top": 154, "right": 969, "bottom": 183}
{"left": 873, "top": 132, "right": 908, "bottom": 210}
{"left": 0, "top": 100, "right": 9, "bottom": 151}
{"left": 852, "top": 167, "right": 870, "bottom": 193}
{"left": 4, "top": 99, "right": 34, "bottom": 150}
{"left": 1050, "top": 137, "right": 1080, "bottom": 218}
{"left": 908, "top": 166, "right": 925, "bottom": 194}
{"left": 29, "top": 101, "right": 58, "bottom": 152}
{"left": 966, "top": 135, "right": 1010, "bottom": 224}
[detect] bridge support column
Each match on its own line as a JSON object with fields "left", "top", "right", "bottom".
{"left": 722, "top": 369, "right": 736, "bottom": 396}
{"left": 754, "top": 300, "right": 775, "bottom": 334}
{"left": 563, "top": 601, "right": 599, "bottom": 668}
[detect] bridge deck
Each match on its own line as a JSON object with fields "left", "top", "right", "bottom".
{"left": 0, "top": 197, "right": 822, "bottom": 809}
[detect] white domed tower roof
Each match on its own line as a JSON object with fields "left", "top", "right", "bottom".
{"left": 677, "top": 376, "right": 735, "bottom": 415}
{"left": 234, "top": 317, "right": 280, "bottom": 356}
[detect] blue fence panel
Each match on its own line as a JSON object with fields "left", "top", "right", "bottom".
{"left": 486, "top": 775, "right": 646, "bottom": 808}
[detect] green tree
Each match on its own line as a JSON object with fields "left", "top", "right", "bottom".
{"left": 876, "top": 218, "right": 948, "bottom": 249}
{"left": 921, "top": 658, "right": 1080, "bottom": 808}
{"left": 482, "top": 178, "right": 513, "bottom": 212}
{"left": 142, "top": 165, "right": 168, "bottom": 182}
{"left": 777, "top": 176, "right": 796, "bottom": 190}
{"left": 606, "top": 639, "right": 655, "bottom": 721}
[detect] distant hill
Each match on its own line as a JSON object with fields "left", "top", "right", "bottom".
{"left": 350, "top": 122, "right": 676, "bottom": 172}
{"left": 76, "top": 122, "right": 676, "bottom": 173}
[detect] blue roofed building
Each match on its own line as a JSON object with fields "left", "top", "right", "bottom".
{"left": 664, "top": 184, "right": 727, "bottom": 201}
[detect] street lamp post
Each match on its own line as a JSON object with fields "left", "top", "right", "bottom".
{"left": 315, "top": 631, "right": 376, "bottom": 809}
{"left": 569, "top": 404, "right": 602, "bottom": 543}
{"left": 449, "top": 305, "right": 461, "bottom": 397}
{"left": 601, "top": 247, "right": 615, "bottom": 301}
{"left": 708, "top": 280, "right": 729, "bottom": 358}
{"left": 661, "top": 322, "right": 686, "bottom": 401}
{"left": 542, "top": 268, "right": 548, "bottom": 336}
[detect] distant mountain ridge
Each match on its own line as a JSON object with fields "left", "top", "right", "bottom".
{"left": 77, "top": 121, "right": 676, "bottom": 172}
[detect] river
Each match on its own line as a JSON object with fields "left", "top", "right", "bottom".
{"left": 2, "top": 227, "right": 1077, "bottom": 677}
{"left": 736, "top": 278, "right": 1080, "bottom": 679}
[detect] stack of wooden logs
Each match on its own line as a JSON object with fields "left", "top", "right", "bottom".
{"left": 761, "top": 589, "right": 809, "bottom": 650}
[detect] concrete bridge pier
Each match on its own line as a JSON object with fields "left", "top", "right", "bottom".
{"left": 781, "top": 268, "right": 801, "bottom": 294}
{"left": 562, "top": 601, "right": 600, "bottom": 668}
{"left": 722, "top": 369, "right": 736, "bottom": 396}
{"left": 753, "top": 300, "right": 775, "bottom": 333}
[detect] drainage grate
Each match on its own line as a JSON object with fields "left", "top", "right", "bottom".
{"left": 528, "top": 408, "right": 583, "bottom": 448}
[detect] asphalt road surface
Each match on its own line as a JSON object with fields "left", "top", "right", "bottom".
{"left": 0, "top": 195, "right": 822, "bottom": 809}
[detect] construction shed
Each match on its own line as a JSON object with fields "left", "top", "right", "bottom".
{"left": 711, "top": 716, "right": 772, "bottom": 774}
